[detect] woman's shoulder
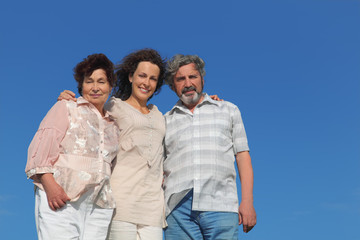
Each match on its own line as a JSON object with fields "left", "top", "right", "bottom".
{"left": 105, "top": 97, "right": 124, "bottom": 110}
{"left": 148, "top": 103, "right": 157, "bottom": 111}
{"left": 148, "top": 104, "right": 164, "bottom": 117}
{"left": 51, "top": 99, "right": 71, "bottom": 112}
{"left": 108, "top": 96, "right": 123, "bottom": 104}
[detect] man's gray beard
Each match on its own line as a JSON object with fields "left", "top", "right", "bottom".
{"left": 180, "top": 91, "right": 202, "bottom": 106}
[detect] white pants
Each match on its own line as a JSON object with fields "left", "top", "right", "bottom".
{"left": 107, "top": 220, "right": 163, "bottom": 240}
{"left": 35, "top": 188, "right": 113, "bottom": 240}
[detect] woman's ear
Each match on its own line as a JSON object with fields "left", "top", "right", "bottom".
{"left": 128, "top": 73, "right": 133, "bottom": 83}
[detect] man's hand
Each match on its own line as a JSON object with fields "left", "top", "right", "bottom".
{"left": 40, "top": 173, "right": 71, "bottom": 211}
{"left": 57, "top": 90, "right": 77, "bottom": 102}
{"left": 238, "top": 200, "right": 256, "bottom": 233}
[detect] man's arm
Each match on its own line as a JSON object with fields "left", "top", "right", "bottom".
{"left": 236, "top": 151, "right": 257, "bottom": 233}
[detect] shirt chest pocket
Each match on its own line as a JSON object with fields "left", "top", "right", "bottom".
{"left": 165, "top": 123, "right": 193, "bottom": 155}
{"left": 214, "top": 115, "right": 233, "bottom": 146}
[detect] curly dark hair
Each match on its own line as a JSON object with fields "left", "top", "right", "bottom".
{"left": 112, "top": 48, "right": 165, "bottom": 101}
{"left": 73, "top": 53, "right": 115, "bottom": 96}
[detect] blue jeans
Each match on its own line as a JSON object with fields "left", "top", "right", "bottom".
{"left": 164, "top": 190, "right": 239, "bottom": 240}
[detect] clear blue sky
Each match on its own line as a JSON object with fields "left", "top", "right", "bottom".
{"left": 1, "top": 0, "right": 359, "bottom": 239}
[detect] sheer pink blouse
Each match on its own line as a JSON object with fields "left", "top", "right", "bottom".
{"left": 25, "top": 97, "right": 120, "bottom": 208}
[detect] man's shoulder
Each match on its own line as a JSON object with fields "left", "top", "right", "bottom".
{"left": 202, "top": 93, "right": 237, "bottom": 109}
{"left": 164, "top": 100, "right": 184, "bottom": 118}
{"left": 164, "top": 111, "right": 170, "bottom": 118}
{"left": 164, "top": 108, "right": 179, "bottom": 120}
{"left": 207, "top": 99, "right": 240, "bottom": 112}
{"left": 218, "top": 99, "right": 237, "bottom": 107}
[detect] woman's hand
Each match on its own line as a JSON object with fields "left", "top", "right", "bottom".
{"left": 40, "top": 173, "right": 71, "bottom": 211}
{"left": 209, "top": 94, "right": 223, "bottom": 101}
{"left": 57, "top": 90, "right": 77, "bottom": 102}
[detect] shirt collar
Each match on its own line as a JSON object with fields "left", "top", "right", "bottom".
{"left": 199, "top": 93, "right": 222, "bottom": 107}
{"left": 169, "top": 93, "right": 221, "bottom": 114}
{"left": 76, "top": 96, "right": 112, "bottom": 119}
{"left": 76, "top": 96, "right": 89, "bottom": 105}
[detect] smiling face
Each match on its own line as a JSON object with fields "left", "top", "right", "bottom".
{"left": 82, "top": 69, "right": 112, "bottom": 114}
{"left": 129, "top": 61, "right": 160, "bottom": 104}
{"left": 172, "top": 63, "right": 204, "bottom": 108}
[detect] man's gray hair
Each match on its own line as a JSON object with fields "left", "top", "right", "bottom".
{"left": 164, "top": 54, "right": 206, "bottom": 87}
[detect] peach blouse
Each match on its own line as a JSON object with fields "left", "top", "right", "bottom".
{"left": 25, "top": 97, "right": 120, "bottom": 208}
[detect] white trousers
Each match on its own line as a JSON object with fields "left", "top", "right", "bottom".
{"left": 107, "top": 220, "right": 163, "bottom": 240}
{"left": 35, "top": 188, "right": 113, "bottom": 240}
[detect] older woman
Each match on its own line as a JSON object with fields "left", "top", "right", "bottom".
{"left": 25, "top": 53, "right": 120, "bottom": 240}
{"left": 59, "top": 49, "right": 166, "bottom": 240}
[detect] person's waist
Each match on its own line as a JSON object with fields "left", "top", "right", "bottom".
{"left": 54, "top": 154, "right": 111, "bottom": 174}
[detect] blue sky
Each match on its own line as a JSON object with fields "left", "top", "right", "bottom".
{"left": 1, "top": 0, "right": 359, "bottom": 239}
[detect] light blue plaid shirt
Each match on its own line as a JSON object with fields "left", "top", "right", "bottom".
{"left": 163, "top": 93, "right": 250, "bottom": 216}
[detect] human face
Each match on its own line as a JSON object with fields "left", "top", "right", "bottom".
{"left": 82, "top": 69, "right": 112, "bottom": 114}
{"left": 129, "top": 61, "right": 160, "bottom": 104}
{"left": 172, "top": 63, "right": 204, "bottom": 108}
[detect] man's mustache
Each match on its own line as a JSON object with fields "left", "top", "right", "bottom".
{"left": 182, "top": 86, "right": 196, "bottom": 94}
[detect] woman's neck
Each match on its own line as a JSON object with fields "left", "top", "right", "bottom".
{"left": 125, "top": 96, "right": 149, "bottom": 114}
{"left": 94, "top": 105, "right": 106, "bottom": 117}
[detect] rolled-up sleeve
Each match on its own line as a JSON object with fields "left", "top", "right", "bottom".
{"left": 25, "top": 101, "right": 69, "bottom": 180}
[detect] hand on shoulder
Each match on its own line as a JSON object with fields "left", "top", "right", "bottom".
{"left": 58, "top": 90, "right": 77, "bottom": 102}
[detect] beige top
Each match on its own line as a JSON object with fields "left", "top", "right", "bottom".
{"left": 105, "top": 97, "right": 166, "bottom": 227}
